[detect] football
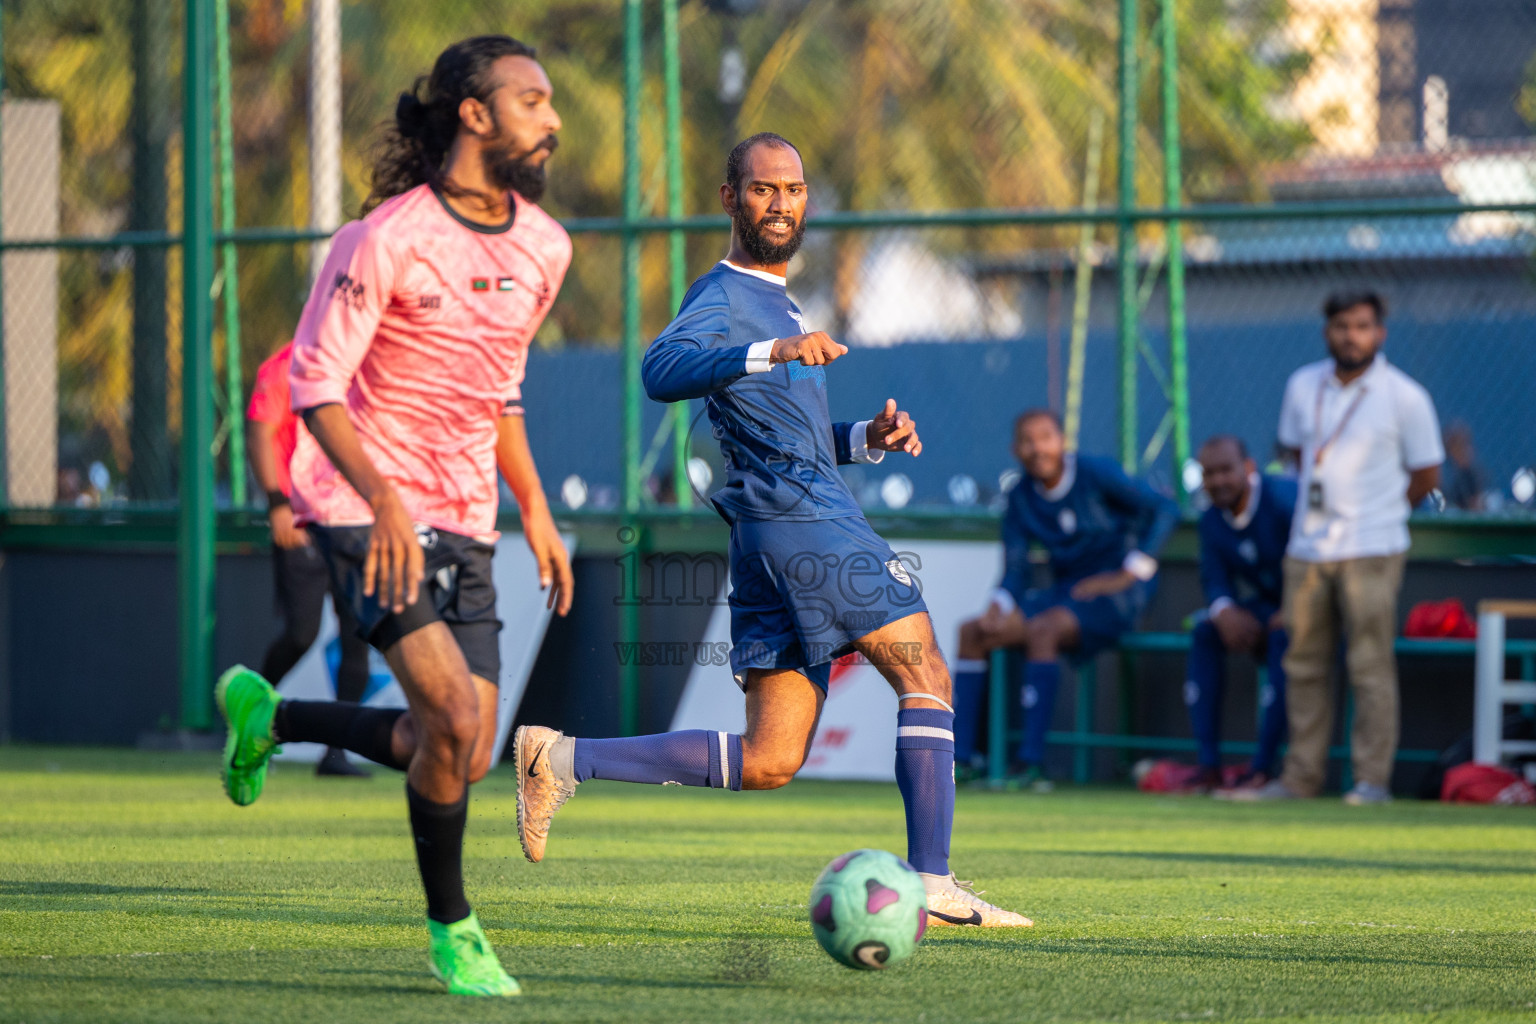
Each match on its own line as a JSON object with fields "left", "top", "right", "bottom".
{"left": 808, "top": 849, "right": 928, "bottom": 970}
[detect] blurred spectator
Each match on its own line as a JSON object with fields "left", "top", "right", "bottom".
{"left": 1441, "top": 422, "right": 1488, "bottom": 511}
{"left": 1188, "top": 435, "right": 1294, "bottom": 794}
{"left": 950, "top": 409, "right": 1178, "bottom": 791}
{"left": 1231, "top": 290, "right": 1442, "bottom": 806}
{"left": 56, "top": 467, "right": 83, "bottom": 506}
{"left": 247, "top": 340, "right": 373, "bottom": 778}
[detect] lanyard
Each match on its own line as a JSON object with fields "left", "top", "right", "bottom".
{"left": 1311, "top": 376, "right": 1368, "bottom": 467}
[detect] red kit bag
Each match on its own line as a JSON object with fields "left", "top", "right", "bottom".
{"left": 1441, "top": 763, "right": 1536, "bottom": 805}
{"left": 1404, "top": 599, "right": 1477, "bottom": 639}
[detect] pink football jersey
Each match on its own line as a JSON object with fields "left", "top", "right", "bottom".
{"left": 288, "top": 184, "right": 571, "bottom": 538}
{"left": 246, "top": 341, "right": 299, "bottom": 497}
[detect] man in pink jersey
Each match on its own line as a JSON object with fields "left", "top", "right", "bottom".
{"left": 246, "top": 339, "right": 372, "bottom": 777}
{"left": 214, "top": 36, "right": 570, "bottom": 997}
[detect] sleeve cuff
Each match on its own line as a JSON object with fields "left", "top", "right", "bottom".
{"left": 1208, "top": 596, "right": 1235, "bottom": 619}
{"left": 744, "top": 339, "right": 776, "bottom": 374}
{"left": 848, "top": 420, "right": 885, "bottom": 465}
{"left": 1123, "top": 550, "right": 1158, "bottom": 582}
{"left": 989, "top": 587, "right": 1016, "bottom": 614}
{"left": 288, "top": 383, "right": 348, "bottom": 413}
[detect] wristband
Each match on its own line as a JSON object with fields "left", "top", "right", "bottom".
{"left": 1122, "top": 550, "right": 1158, "bottom": 582}
{"left": 266, "top": 490, "right": 291, "bottom": 510}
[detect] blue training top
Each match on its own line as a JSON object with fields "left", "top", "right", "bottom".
{"left": 999, "top": 453, "right": 1179, "bottom": 600}
{"left": 641, "top": 261, "right": 864, "bottom": 523}
{"left": 1197, "top": 473, "right": 1296, "bottom": 610}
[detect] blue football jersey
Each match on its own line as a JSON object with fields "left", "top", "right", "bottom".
{"left": 999, "top": 454, "right": 1179, "bottom": 597}
{"left": 1197, "top": 474, "right": 1296, "bottom": 609}
{"left": 641, "top": 261, "right": 863, "bottom": 523}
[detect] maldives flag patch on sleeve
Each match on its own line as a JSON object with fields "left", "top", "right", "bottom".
{"left": 471, "top": 277, "right": 489, "bottom": 291}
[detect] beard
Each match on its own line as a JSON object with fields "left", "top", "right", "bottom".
{"left": 1328, "top": 344, "right": 1376, "bottom": 373}
{"left": 482, "top": 132, "right": 558, "bottom": 202}
{"left": 734, "top": 205, "right": 806, "bottom": 266}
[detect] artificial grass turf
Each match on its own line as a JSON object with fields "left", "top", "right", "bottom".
{"left": 1, "top": 746, "right": 1533, "bottom": 1023}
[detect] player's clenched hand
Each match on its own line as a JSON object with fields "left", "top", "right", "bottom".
{"left": 771, "top": 331, "right": 847, "bottom": 366}
{"left": 524, "top": 502, "right": 573, "bottom": 616}
{"left": 365, "top": 490, "right": 423, "bottom": 614}
{"left": 978, "top": 601, "right": 1012, "bottom": 639}
{"left": 867, "top": 398, "right": 922, "bottom": 456}
{"left": 1212, "top": 604, "right": 1264, "bottom": 653}
{"left": 268, "top": 503, "right": 310, "bottom": 549}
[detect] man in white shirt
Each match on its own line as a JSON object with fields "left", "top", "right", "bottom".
{"left": 1233, "top": 291, "right": 1442, "bottom": 805}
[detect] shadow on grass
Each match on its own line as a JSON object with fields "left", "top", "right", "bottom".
{"left": 947, "top": 934, "right": 1521, "bottom": 971}
{"left": 0, "top": 880, "right": 778, "bottom": 941}
{"left": 1061, "top": 849, "right": 1536, "bottom": 876}
{"left": 0, "top": 968, "right": 431, "bottom": 998}
{"left": 0, "top": 881, "right": 213, "bottom": 897}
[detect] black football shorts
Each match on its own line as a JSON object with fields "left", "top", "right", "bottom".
{"left": 309, "top": 523, "right": 501, "bottom": 684}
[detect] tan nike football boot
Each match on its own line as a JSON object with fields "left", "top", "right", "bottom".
{"left": 514, "top": 725, "right": 577, "bottom": 863}
{"left": 923, "top": 873, "right": 1034, "bottom": 927}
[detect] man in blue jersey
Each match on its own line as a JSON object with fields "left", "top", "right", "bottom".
{"left": 511, "top": 133, "right": 1029, "bottom": 928}
{"left": 952, "top": 409, "right": 1178, "bottom": 790}
{"left": 1189, "top": 435, "right": 1293, "bottom": 793}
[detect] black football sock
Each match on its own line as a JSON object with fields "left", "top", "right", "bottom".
{"left": 274, "top": 700, "right": 409, "bottom": 770}
{"left": 333, "top": 641, "right": 372, "bottom": 705}
{"left": 406, "top": 782, "right": 472, "bottom": 925}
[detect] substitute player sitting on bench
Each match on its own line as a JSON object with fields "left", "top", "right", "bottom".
{"left": 1188, "top": 435, "right": 1294, "bottom": 793}
{"left": 953, "top": 409, "right": 1178, "bottom": 789}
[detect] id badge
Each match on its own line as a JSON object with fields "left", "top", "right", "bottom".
{"left": 1307, "top": 480, "right": 1325, "bottom": 511}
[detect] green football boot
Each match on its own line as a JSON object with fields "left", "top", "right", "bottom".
{"left": 215, "top": 665, "right": 281, "bottom": 807}
{"left": 428, "top": 913, "right": 522, "bottom": 997}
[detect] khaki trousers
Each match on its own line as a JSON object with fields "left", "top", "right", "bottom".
{"left": 1279, "top": 553, "right": 1406, "bottom": 796}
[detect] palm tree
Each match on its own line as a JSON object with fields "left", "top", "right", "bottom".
{"left": 3, "top": 0, "right": 1310, "bottom": 502}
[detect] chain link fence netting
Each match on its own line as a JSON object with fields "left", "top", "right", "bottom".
{"left": 2, "top": 0, "right": 1534, "bottom": 517}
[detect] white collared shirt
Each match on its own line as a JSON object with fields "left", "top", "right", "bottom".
{"left": 1277, "top": 355, "right": 1442, "bottom": 562}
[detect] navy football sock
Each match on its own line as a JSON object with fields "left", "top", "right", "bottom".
{"left": 1253, "top": 628, "right": 1290, "bottom": 776}
{"left": 895, "top": 705, "right": 954, "bottom": 876}
{"left": 1186, "top": 621, "right": 1225, "bottom": 769}
{"left": 1018, "top": 660, "right": 1061, "bottom": 766}
{"left": 951, "top": 659, "right": 988, "bottom": 765}
{"left": 573, "top": 730, "right": 743, "bottom": 790}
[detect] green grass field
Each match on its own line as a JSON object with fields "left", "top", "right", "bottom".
{"left": 2, "top": 747, "right": 1534, "bottom": 1024}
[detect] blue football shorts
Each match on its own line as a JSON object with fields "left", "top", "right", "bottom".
{"left": 727, "top": 514, "right": 929, "bottom": 690}
{"left": 1014, "top": 578, "right": 1153, "bottom": 660}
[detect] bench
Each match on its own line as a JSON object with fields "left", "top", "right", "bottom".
{"left": 983, "top": 631, "right": 1536, "bottom": 788}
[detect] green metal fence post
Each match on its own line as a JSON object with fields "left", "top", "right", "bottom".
{"left": 214, "top": 0, "right": 246, "bottom": 507}
{"left": 662, "top": 0, "right": 692, "bottom": 510}
{"left": 619, "top": 0, "right": 645, "bottom": 736}
{"left": 1116, "top": 0, "right": 1140, "bottom": 473}
{"left": 987, "top": 650, "right": 1008, "bottom": 789}
{"left": 1161, "top": 0, "right": 1190, "bottom": 498}
{"left": 1075, "top": 662, "right": 1095, "bottom": 785}
{"left": 130, "top": 0, "right": 173, "bottom": 501}
{"left": 179, "top": 0, "right": 217, "bottom": 731}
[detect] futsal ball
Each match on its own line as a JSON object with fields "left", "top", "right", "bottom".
{"left": 808, "top": 848, "right": 928, "bottom": 970}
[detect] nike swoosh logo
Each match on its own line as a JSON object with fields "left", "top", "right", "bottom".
{"left": 528, "top": 743, "right": 545, "bottom": 778}
{"left": 928, "top": 908, "right": 984, "bottom": 926}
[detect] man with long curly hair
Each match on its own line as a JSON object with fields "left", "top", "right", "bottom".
{"left": 214, "top": 35, "right": 571, "bottom": 997}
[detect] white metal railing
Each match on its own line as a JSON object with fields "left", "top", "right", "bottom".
{"left": 1473, "top": 600, "right": 1536, "bottom": 765}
